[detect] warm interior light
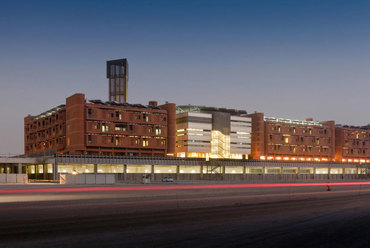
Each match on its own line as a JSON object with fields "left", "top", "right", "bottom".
{"left": 283, "top": 157, "right": 289, "bottom": 160}
{"left": 276, "top": 157, "right": 282, "bottom": 160}
{"left": 260, "top": 156, "right": 266, "bottom": 160}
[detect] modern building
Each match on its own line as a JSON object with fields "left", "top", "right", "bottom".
{"left": 247, "top": 113, "right": 335, "bottom": 161}
{"left": 175, "top": 105, "right": 251, "bottom": 159}
{"left": 107, "top": 58, "right": 128, "bottom": 103}
{"left": 24, "top": 93, "right": 176, "bottom": 156}
{"left": 335, "top": 125, "right": 370, "bottom": 163}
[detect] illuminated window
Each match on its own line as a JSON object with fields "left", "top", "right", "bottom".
{"left": 102, "top": 124, "right": 109, "bottom": 132}
{"left": 143, "top": 113, "right": 148, "bottom": 122}
{"left": 210, "top": 130, "right": 230, "bottom": 158}
{"left": 284, "top": 137, "right": 289, "bottom": 143}
{"left": 156, "top": 128, "right": 162, "bottom": 135}
{"left": 115, "top": 124, "right": 126, "bottom": 131}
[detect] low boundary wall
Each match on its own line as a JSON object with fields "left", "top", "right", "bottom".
{"left": 0, "top": 174, "right": 28, "bottom": 184}
{"left": 120, "top": 173, "right": 367, "bottom": 183}
{"left": 60, "top": 173, "right": 115, "bottom": 185}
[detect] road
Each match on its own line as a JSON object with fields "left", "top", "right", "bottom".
{"left": 0, "top": 183, "right": 370, "bottom": 248}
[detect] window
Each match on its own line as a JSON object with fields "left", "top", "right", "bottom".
{"left": 88, "top": 109, "right": 92, "bottom": 118}
{"left": 284, "top": 137, "right": 289, "bottom": 143}
{"left": 156, "top": 128, "right": 162, "bottom": 135}
{"left": 143, "top": 113, "right": 148, "bottom": 122}
{"left": 116, "top": 111, "right": 121, "bottom": 120}
{"left": 293, "top": 127, "right": 296, "bottom": 134}
{"left": 143, "top": 140, "right": 148, "bottom": 147}
{"left": 115, "top": 124, "right": 127, "bottom": 131}
{"left": 88, "top": 135, "right": 92, "bottom": 144}
{"left": 102, "top": 124, "right": 109, "bottom": 132}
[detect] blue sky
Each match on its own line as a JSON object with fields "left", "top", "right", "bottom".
{"left": 1, "top": 0, "right": 370, "bottom": 154}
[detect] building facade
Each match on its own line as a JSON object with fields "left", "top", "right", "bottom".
{"left": 24, "top": 93, "right": 176, "bottom": 156}
{"left": 335, "top": 125, "right": 370, "bottom": 163}
{"left": 247, "top": 113, "right": 336, "bottom": 161}
{"left": 175, "top": 105, "right": 251, "bottom": 159}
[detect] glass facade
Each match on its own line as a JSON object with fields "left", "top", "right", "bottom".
{"left": 211, "top": 130, "right": 230, "bottom": 158}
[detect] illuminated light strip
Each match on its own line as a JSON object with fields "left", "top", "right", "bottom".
{"left": 1, "top": 182, "right": 370, "bottom": 194}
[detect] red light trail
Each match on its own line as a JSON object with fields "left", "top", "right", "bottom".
{"left": 1, "top": 182, "right": 370, "bottom": 194}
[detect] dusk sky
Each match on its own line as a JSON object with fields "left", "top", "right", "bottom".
{"left": 1, "top": 0, "right": 370, "bottom": 154}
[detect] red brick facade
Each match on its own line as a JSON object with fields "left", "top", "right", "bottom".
{"left": 335, "top": 126, "right": 370, "bottom": 163}
{"left": 25, "top": 93, "right": 176, "bottom": 156}
{"left": 247, "top": 113, "right": 335, "bottom": 161}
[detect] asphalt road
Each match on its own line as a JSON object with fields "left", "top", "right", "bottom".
{"left": 0, "top": 183, "right": 370, "bottom": 248}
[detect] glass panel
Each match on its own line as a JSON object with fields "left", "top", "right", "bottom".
{"left": 225, "top": 166, "right": 243, "bottom": 174}
{"left": 98, "top": 164, "right": 124, "bottom": 173}
{"left": 58, "top": 164, "right": 94, "bottom": 174}
{"left": 126, "top": 165, "right": 152, "bottom": 173}
{"left": 179, "top": 166, "right": 201, "bottom": 174}
{"left": 154, "top": 165, "right": 177, "bottom": 174}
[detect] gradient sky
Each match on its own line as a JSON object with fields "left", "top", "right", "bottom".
{"left": 1, "top": 0, "right": 370, "bottom": 154}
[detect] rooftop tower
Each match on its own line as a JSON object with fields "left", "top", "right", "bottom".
{"left": 107, "top": 58, "right": 128, "bottom": 103}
